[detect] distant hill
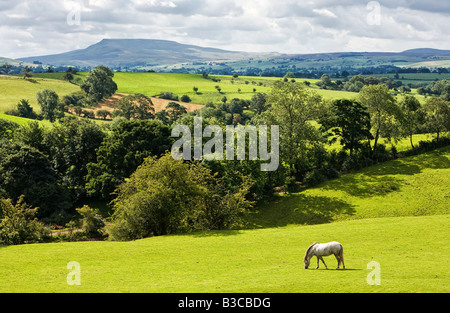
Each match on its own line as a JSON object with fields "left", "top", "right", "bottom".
{"left": 13, "top": 39, "right": 450, "bottom": 74}
{"left": 17, "top": 39, "right": 275, "bottom": 69}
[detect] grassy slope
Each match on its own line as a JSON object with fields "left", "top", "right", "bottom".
{"left": 0, "top": 146, "right": 448, "bottom": 293}
{"left": 0, "top": 215, "right": 448, "bottom": 293}
{"left": 0, "top": 75, "right": 80, "bottom": 114}
{"left": 250, "top": 146, "right": 450, "bottom": 227}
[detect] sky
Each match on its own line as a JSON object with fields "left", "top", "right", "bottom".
{"left": 0, "top": 0, "right": 449, "bottom": 59}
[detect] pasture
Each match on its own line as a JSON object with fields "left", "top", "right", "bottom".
{"left": 0, "top": 215, "right": 447, "bottom": 293}
{"left": 0, "top": 145, "right": 448, "bottom": 293}
{"left": 0, "top": 75, "right": 79, "bottom": 114}
{"left": 251, "top": 146, "right": 450, "bottom": 227}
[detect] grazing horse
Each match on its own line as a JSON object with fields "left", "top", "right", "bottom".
{"left": 304, "top": 242, "right": 345, "bottom": 270}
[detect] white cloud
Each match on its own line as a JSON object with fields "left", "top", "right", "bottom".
{"left": 0, "top": 0, "right": 449, "bottom": 58}
{"left": 313, "top": 8, "right": 337, "bottom": 18}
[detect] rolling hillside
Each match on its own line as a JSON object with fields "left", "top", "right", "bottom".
{"left": 0, "top": 75, "right": 80, "bottom": 114}
{"left": 0, "top": 144, "right": 448, "bottom": 293}
{"left": 17, "top": 39, "right": 275, "bottom": 69}
{"left": 14, "top": 39, "right": 450, "bottom": 73}
{"left": 250, "top": 146, "right": 450, "bottom": 227}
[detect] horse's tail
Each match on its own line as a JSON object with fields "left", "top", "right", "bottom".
{"left": 339, "top": 244, "right": 345, "bottom": 269}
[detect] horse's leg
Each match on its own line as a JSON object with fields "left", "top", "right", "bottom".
{"left": 319, "top": 256, "right": 327, "bottom": 269}
{"left": 334, "top": 253, "right": 340, "bottom": 269}
{"left": 316, "top": 256, "right": 320, "bottom": 269}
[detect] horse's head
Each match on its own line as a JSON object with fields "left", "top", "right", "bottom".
{"left": 304, "top": 258, "right": 310, "bottom": 269}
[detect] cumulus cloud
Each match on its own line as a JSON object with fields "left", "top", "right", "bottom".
{"left": 0, "top": 0, "right": 449, "bottom": 58}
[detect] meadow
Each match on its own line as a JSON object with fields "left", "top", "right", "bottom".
{"left": 0, "top": 75, "right": 79, "bottom": 114}
{"left": 0, "top": 145, "right": 448, "bottom": 293}
{"left": 250, "top": 146, "right": 450, "bottom": 227}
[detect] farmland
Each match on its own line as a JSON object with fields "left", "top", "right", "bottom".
{"left": 0, "top": 75, "right": 79, "bottom": 114}
{"left": 0, "top": 70, "right": 449, "bottom": 294}
{"left": 0, "top": 143, "right": 448, "bottom": 292}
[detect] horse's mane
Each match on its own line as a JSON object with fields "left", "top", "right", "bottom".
{"left": 304, "top": 242, "right": 319, "bottom": 261}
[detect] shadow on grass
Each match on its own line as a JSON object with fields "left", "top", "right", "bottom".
{"left": 321, "top": 147, "right": 450, "bottom": 198}
{"left": 191, "top": 230, "right": 243, "bottom": 237}
{"left": 248, "top": 194, "right": 356, "bottom": 228}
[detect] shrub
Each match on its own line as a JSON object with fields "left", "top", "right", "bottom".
{"left": 180, "top": 95, "right": 191, "bottom": 103}
{"left": 76, "top": 205, "right": 105, "bottom": 238}
{"left": 319, "top": 164, "right": 340, "bottom": 180}
{"left": 303, "top": 169, "right": 324, "bottom": 187}
{"left": 109, "top": 153, "right": 253, "bottom": 241}
{"left": 0, "top": 196, "right": 50, "bottom": 245}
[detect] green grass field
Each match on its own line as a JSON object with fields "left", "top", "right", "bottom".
{"left": 0, "top": 75, "right": 80, "bottom": 114}
{"left": 0, "top": 215, "right": 447, "bottom": 293}
{"left": 0, "top": 146, "right": 448, "bottom": 293}
{"left": 250, "top": 146, "right": 449, "bottom": 227}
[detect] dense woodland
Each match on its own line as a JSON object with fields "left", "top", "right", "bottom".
{"left": 0, "top": 65, "right": 449, "bottom": 245}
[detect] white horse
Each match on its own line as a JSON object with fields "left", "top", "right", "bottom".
{"left": 304, "top": 241, "right": 345, "bottom": 270}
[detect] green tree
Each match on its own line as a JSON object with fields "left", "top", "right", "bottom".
{"left": 96, "top": 109, "right": 111, "bottom": 120}
{"left": 399, "top": 95, "right": 423, "bottom": 149}
{"left": 421, "top": 97, "right": 450, "bottom": 142}
{"left": 0, "top": 196, "right": 50, "bottom": 245}
{"left": 14, "top": 121, "right": 47, "bottom": 152}
{"left": 43, "top": 117, "right": 106, "bottom": 199}
{"left": 0, "top": 119, "right": 19, "bottom": 140}
{"left": 165, "top": 102, "right": 187, "bottom": 122}
{"left": 250, "top": 92, "right": 268, "bottom": 114}
{"left": 320, "top": 99, "right": 372, "bottom": 156}
{"left": 21, "top": 66, "right": 33, "bottom": 79}
{"left": 85, "top": 120, "right": 173, "bottom": 200}
{"left": 76, "top": 205, "right": 105, "bottom": 238}
{"left": 358, "top": 84, "right": 401, "bottom": 154}
{"left": 37, "top": 89, "right": 64, "bottom": 122}
{"left": 63, "top": 71, "right": 74, "bottom": 83}
{"left": 0, "top": 141, "right": 71, "bottom": 221}
{"left": 255, "top": 81, "right": 323, "bottom": 175}
{"left": 109, "top": 153, "right": 253, "bottom": 240}
{"left": 80, "top": 65, "right": 118, "bottom": 103}
{"left": 16, "top": 99, "right": 38, "bottom": 119}
{"left": 114, "top": 93, "right": 155, "bottom": 120}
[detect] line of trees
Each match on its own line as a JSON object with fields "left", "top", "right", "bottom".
{"left": 1, "top": 70, "right": 449, "bottom": 244}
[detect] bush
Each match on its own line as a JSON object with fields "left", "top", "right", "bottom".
{"left": 303, "top": 169, "right": 324, "bottom": 187}
{"left": 180, "top": 95, "right": 191, "bottom": 103}
{"left": 341, "top": 155, "right": 359, "bottom": 172}
{"left": 319, "top": 164, "right": 340, "bottom": 180}
{"left": 109, "top": 153, "right": 253, "bottom": 241}
{"left": 76, "top": 205, "right": 105, "bottom": 238}
{"left": 160, "top": 92, "right": 178, "bottom": 101}
{"left": 0, "top": 196, "right": 50, "bottom": 245}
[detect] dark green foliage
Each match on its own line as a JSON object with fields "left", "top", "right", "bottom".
{"left": 37, "top": 89, "right": 64, "bottom": 122}
{"left": 0, "top": 119, "right": 19, "bottom": 140}
{"left": 16, "top": 99, "right": 38, "bottom": 119}
{"left": 80, "top": 65, "right": 118, "bottom": 103}
{"left": 0, "top": 141, "right": 71, "bottom": 221}
{"left": 320, "top": 99, "right": 372, "bottom": 156}
{"left": 76, "top": 205, "right": 105, "bottom": 238}
{"left": 303, "top": 169, "right": 324, "bottom": 187}
{"left": 109, "top": 153, "right": 253, "bottom": 240}
{"left": 421, "top": 97, "right": 450, "bottom": 141}
{"left": 113, "top": 93, "right": 155, "bottom": 120}
{"left": 0, "top": 196, "right": 50, "bottom": 245}
{"left": 85, "top": 119, "right": 173, "bottom": 200}
{"left": 43, "top": 117, "right": 106, "bottom": 199}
